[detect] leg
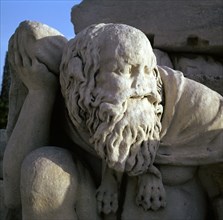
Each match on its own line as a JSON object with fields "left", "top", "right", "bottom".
{"left": 20, "top": 146, "right": 100, "bottom": 220}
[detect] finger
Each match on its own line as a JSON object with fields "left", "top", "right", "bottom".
{"left": 136, "top": 179, "right": 145, "bottom": 199}
{"left": 103, "top": 201, "right": 112, "bottom": 215}
{"left": 136, "top": 193, "right": 145, "bottom": 205}
{"left": 13, "top": 35, "right": 22, "bottom": 68}
{"left": 14, "top": 50, "right": 23, "bottom": 68}
{"left": 111, "top": 195, "right": 118, "bottom": 213}
{"left": 150, "top": 183, "right": 165, "bottom": 210}
{"left": 17, "top": 29, "right": 33, "bottom": 67}
{"left": 142, "top": 196, "right": 151, "bottom": 211}
{"left": 13, "top": 32, "right": 23, "bottom": 67}
{"left": 96, "top": 191, "right": 104, "bottom": 202}
{"left": 159, "top": 187, "right": 167, "bottom": 208}
{"left": 8, "top": 33, "right": 24, "bottom": 77}
{"left": 150, "top": 195, "right": 161, "bottom": 211}
{"left": 150, "top": 187, "right": 161, "bottom": 211}
{"left": 96, "top": 191, "right": 103, "bottom": 213}
{"left": 135, "top": 181, "right": 147, "bottom": 208}
{"left": 97, "top": 200, "right": 102, "bottom": 213}
{"left": 160, "top": 196, "right": 167, "bottom": 208}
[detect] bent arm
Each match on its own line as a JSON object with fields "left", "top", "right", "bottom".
{"left": 3, "top": 89, "right": 57, "bottom": 208}
{"left": 2, "top": 20, "right": 67, "bottom": 209}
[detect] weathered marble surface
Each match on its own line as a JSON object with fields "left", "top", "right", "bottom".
{"left": 71, "top": 0, "right": 223, "bottom": 54}
{"left": 2, "top": 21, "right": 223, "bottom": 220}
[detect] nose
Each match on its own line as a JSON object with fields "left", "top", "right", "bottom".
{"left": 132, "top": 72, "right": 149, "bottom": 96}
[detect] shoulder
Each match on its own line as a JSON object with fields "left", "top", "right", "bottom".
{"left": 159, "top": 65, "right": 223, "bottom": 144}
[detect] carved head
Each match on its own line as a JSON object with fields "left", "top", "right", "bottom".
{"left": 60, "top": 24, "right": 163, "bottom": 175}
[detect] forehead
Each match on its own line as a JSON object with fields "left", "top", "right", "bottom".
{"left": 99, "top": 33, "right": 154, "bottom": 67}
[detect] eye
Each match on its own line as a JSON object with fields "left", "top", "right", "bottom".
{"left": 116, "top": 66, "right": 131, "bottom": 77}
{"left": 130, "top": 65, "right": 138, "bottom": 74}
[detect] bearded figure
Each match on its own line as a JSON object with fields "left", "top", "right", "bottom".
{"left": 60, "top": 23, "right": 163, "bottom": 173}
{"left": 60, "top": 23, "right": 167, "bottom": 213}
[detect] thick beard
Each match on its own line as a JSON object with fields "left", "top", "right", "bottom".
{"left": 90, "top": 98, "right": 162, "bottom": 176}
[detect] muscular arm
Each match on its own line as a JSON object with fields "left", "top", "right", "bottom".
{"left": 3, "top": 21, "right": 67, "bottom": 209}
{"left": 3, "top": 89, "right": 57, "bottom": 208}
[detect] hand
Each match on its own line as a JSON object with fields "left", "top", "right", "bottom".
{"left": 9, "top": 45, "right": 58, "bottom": 91}
{"left": 8, "top": 21, "right": 67, "bottom": 92}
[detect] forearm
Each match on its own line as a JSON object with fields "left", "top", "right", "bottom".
{"left": 3, "top": 89, "right": 56, "bottom": 208}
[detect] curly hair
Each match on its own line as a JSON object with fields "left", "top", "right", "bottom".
{"left": 60, "top": 23, "right": 163, "bottom": 134}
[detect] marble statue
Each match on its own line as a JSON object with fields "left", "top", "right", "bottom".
{"left": 2, "top": 21, "right": 223, "bottom": 220}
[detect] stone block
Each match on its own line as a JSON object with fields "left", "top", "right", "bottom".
{"left": 172, "top": 54, "right": 223, "bottom": 95}
{"left": 154, "top": 49, "right": 173, "bottom": 68}
{"left": 71, "top": 0, "right": 223, "bottom": 55}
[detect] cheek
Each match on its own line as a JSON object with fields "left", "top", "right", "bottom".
{"left": 96, "top": 73, "right": 132, "bottom": 100}
{"left": 115, "top": 77, "right": 132, "bottom": 94}
{"left": 147, "top": 75, "right": 157, "bottom": 91}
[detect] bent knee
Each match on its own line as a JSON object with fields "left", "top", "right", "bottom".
{"left": 21, "top": 147, "right": 78, "bottom": 214}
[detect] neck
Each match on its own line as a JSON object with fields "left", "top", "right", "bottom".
{"left": 65, "top": 111, "right": 97, "bottom": 156}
